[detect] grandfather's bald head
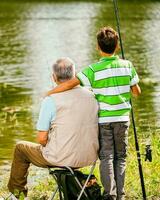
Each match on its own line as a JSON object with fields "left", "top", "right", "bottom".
{"left": 52, "top": 57, "right": 75, "bottom": 83}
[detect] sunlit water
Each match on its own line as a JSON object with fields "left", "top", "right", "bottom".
{"left": 0, "top": 0, "right": 160, "bottom": 177}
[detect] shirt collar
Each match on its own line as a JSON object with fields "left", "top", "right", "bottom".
{"left": 100, "top": 55, "right": 119, "bottom": 62}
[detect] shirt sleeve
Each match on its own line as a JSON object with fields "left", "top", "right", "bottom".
{"left": 76, "top": 66, "right": 94, "bottom": 88}
{"left": 130, "top": 63, "right": 139, "bottom": 86}
{"left": 36, "top": 96, "right": 56, "bottom": 131}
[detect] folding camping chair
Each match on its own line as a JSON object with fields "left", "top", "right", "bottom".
{"left": 48, "top": 160, "right": 97, "bottom": 200}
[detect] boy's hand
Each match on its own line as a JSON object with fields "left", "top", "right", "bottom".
{"left": 44, "top": 77, "right": 80, "bottom": 97}
{"left": 131, "top": 84, "right": 141, "bottom": 97}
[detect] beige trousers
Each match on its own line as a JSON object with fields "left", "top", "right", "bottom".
{"left": 8, "top": 141, "right": 52, "bottom": 196}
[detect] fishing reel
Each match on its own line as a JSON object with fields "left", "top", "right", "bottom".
{"left": 144, "top": 144, "right": 152, "bottom": 162}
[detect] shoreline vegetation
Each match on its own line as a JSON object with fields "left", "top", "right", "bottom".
{"left": 0, "top": 131, "right": 159, "bottom": 200}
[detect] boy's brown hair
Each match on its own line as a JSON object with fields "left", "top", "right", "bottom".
{"left": 97, "top": 27, "right": 119, "bottom": 54}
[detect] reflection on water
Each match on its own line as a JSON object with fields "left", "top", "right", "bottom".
{"left": 0, "top": 0, "right": 160, "bottom": 168}
{"left": 0, "top": 83, "right": 34, "bottom": 164}
{"left": 0, "top": 1, "right": 101, "bottom": 165}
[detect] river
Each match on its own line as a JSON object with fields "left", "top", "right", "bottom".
{"left": 0, "top": 0, "right": 160, "bottom": 196}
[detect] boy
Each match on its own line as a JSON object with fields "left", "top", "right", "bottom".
{"left": 46, "top": 27, "right": 141, "bottom": 200}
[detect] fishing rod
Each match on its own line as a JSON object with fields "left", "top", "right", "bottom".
{"left": 112, "top": 0, "right": 147, "bottom": 199}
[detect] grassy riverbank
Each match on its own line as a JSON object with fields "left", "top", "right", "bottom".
{"left": 0, "top": 131, "right": 159, "bottom": 200}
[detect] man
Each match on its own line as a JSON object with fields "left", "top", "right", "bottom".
{"left": 7, "top": 57, "right": 99, "bottom": 199}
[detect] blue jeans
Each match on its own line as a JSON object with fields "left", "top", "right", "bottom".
{"left": 99, "top": 122, "right": 129, "bottom": 200}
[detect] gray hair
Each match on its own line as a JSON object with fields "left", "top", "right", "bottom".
{"left": 52, "top": 57, "right": 75, "bottom": 82}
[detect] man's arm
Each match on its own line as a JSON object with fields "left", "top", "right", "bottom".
{"left": 36, "top": 97, "right": 56, "bottom": 146}
{"left": 46, "top": 77, "right": 80, "bottom": 96}
{"left": 37, "top": 131, "right": 48, "bottom": 146}
{"left": 131, "top": 84, "right": 141, "bottom": 97}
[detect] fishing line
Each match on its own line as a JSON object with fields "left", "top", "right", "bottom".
{"left": 112, "top": 0, "right": 147, "bottom": 199}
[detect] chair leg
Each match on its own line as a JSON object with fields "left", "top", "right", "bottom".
{"left": 77, "top": 161, "right": 96, "bottom": 200}
{"left": 48, "top": 186, "right": 59, "bottom": 200}
{"left": 65, "top": 167, "right": 89, "bottom": 199}
{"left": 49, "top": 172, "right": 63, "bottom": 200}
{"left": 58, "top": 185, "right": 64, "bottom": 200}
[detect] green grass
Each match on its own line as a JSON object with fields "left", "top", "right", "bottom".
{"left": 0, "top": 131, "right": 160, "bottom": 200}
{"left": 125, "top": 131, "right": 160, "bottom": 199}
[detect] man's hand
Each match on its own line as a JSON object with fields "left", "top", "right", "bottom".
{"left": 45, "top": 77, "right": 80, "bottom": 97}
{"left": 131, "top": 84, "right": 141, "bottom": 97}
{"left": 37, "top": 131, "right": 48, "bottom": 146}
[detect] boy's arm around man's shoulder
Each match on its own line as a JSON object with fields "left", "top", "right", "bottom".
{"left": 131, "top": 84, "right": 141, "bottom": 97}
{"left": 46, "top": 77, "right": 80, "bottom": 96}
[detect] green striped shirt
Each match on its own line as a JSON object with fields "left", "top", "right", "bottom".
{"left": 77, "top": 55, "right": 139, "bottom": 123}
